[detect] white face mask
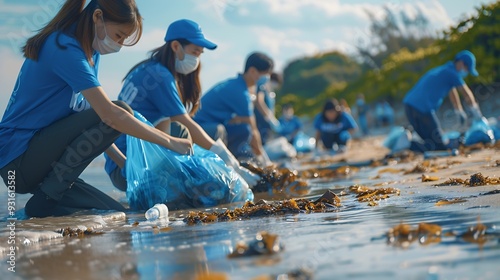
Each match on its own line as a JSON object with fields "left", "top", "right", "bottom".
{"left": 92, "top": 16, "right": 122, "bottom": 55}
{"left": 175, "top": 47, "right": 200, "bottom": 75}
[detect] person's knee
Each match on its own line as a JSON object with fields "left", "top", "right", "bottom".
{"left": 113, "top": 100, "right": 133, "bottom": 115}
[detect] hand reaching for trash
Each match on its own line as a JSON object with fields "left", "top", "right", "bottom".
{"left": 168, "top": 137, "right": 193, "bottom": 155}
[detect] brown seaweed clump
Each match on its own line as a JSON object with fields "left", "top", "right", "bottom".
{"left": 469, "top": 173, "right": 489, "bottom": 186}
{"left": 404, "top": 161, "right": 436, "bottom": 174}
{"left": 57, "top": 227, "right": 103, "bottom": 237}
{"left": 387, "top": 218, "right": 492, "bottom": 248}
{"left": 298, "top": 165, "right": 359, "bottom": 180}
{"left": 349, "top": 185, "right": 400, "bottom": 206}
{"left": 435, "top": 198, "right": 467, "bottom": 206}
{"left": 435, "top": 173, "right": 500, "bottom": 187}
{"left": 422, "top": 174, "right": 440, "bottom": 182}
{"left": 387, "top": 222, "right": 442, "bottom": 248}
{"left": 228, "top": 231, "right": 283, "bottom": 258}
{"left": 242, "top": 163, "right": 310, "bottom": 195}
{"left": 184, "top": 190, "right": 341, "bottom": 225}
{"left": 461, "top": 217, "right": 487, "bottom": 245}
{"left": 435, "top": 178, "right": 466, "bottom": 186}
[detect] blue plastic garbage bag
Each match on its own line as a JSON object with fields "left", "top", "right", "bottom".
{"left": 293, "top": 132, "right": 316, "bottom": 153}
{"left": 264, "top": 137, "right": 297, "bottom": 160}
{"left": 383, "top": 126, "right": 411, "bottom": 152}
{"left": 464, "top": 117, "right": 495, "bottom": 146}
{"left": 487, "top": 117, "right": 500, "bottom": 142}
{"left": 126, "top": 111, "right": 253, "bottom": 210}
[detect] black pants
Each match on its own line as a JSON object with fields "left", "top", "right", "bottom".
{"left": 405, "top": 104, "right": 447, "bottom": 152}
{"left": 109, "top": 121, "right": 192, "bottom": 192}
{"left": 0, "top": 101, "right": 132, "bottom": 213}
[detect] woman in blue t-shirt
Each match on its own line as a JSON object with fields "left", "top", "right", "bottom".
{"left": 104, "top": 19, "right": 259, "bottom": 192}
{"left": 0, "top": 0, "right": 193, "bottom": 218}
{"left": 314, "top": 99, "right": 358, "bottom": 152}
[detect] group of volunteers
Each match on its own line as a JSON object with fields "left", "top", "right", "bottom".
{"left": 0, "top": 0, "right": 486, "bottom": 218}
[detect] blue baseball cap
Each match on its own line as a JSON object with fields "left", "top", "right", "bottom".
{"left": 164, "top": 19, "right": 217, "bottom": 50}
{"left": 455, "top": 50, "right": 479, "bottom": 77}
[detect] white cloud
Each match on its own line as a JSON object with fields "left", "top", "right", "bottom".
{"left": 121, "top": 28, "right": 166, "bottom": 53}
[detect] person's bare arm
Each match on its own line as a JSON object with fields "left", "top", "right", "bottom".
{"left": 82, "top": 86, "right": 192, "bottom": 155}
{"left": 104, "top": 144, "right": 126, "bottom": 169}
{"left": 449, "top": 88, "right": 464, "bottom": 111}
{"left": 456, "top": 84, "right": 479, "bottom": 107}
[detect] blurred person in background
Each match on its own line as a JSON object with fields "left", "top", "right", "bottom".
{"left": 194, "top": 52, "right": 274, "bottom": 167}
{"left": 403, "top": 50, "right": 484, "bottom": 152}
{"left": 314, "top": 98, "right": 358, "bottom": 153}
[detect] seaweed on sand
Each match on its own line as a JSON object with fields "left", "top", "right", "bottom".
{"left": 386, "top": 217, "right": 493, "bottom": 248}
{"left": 241, "top": 163, "right": 310, "bottom": 195}
{"left": 184, "top": 190, "right": 341, "bottom": 225}
{"left": 57, "top": 227, "right": 104, "bottom": 237}
{"left": 349, "top": 185, "right": 400, "bottom": 206}
{"left": 404, "top": 161, "right": 436, "bottom": 174}
{"left": 435, "top": 172, "right": 500, "bottom": 187}
{"left": 387, "top": 222, "right": 442, "bottom": 248}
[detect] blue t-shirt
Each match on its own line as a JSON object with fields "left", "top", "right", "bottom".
{"left": 193, "top": 74, "right": 253, "bottom": 125}
{"left": 104, "top": 60, "right": 187, "bottom": 175}
{"left": 254, "top": 80, "right": 275, "bottom": 129}
{"left": 278, "top": 116, "right": 302, "bottom": 137}
{"left": 403, "top": 61, "right": 465, "bottom": 113}
{"left": 313, "top": 112, "right": 357, "bottom": 135}
{"left": 0, "top": 30, "right": 100, "bottom": 169}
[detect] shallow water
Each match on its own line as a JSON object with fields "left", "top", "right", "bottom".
{"left": 1, "top": 151, "right": 500, "bottom": 280}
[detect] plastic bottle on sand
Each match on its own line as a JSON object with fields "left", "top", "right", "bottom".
{"left": 145, "top": 203, "right": 169, "bottom": 221}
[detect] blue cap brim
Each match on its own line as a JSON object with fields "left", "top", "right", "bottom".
{"left": 471, "top": 69, "right": 479, "bottom": 77}
{"left": 190, "top": 38, "right": 217, "bottom": 50}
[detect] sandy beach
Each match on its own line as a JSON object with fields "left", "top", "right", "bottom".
{"left": 1, "top": 134, "right": 499, "bottom": 279}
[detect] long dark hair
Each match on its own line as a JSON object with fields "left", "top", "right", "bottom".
{"left": 124, "top": 39, "right": 202, "bottom": 114}
{"left": 321, "top": 98, "right": 342, "bottom": 123}
{"left": 22, "top": 0, "right": 142, "bottom": 66}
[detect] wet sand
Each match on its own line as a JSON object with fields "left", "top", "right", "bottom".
{"left": 1, "top": 135, "right": 499, "bottom": 279}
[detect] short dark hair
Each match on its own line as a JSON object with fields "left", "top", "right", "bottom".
{"left": 270, "top": 72, "right": 283, "bottom": 85}
{"left": 322, "top": 98, "right": 342, "bottom": 123}
{"left": 282, "top": 103, "right": 293, "bottom": 110}
{"left": 244, "top": 52, "right": 274, "bottom": 73}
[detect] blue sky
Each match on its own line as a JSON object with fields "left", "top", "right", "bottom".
{"left": 0, "top": 0, "right": 495, "bottom": 117}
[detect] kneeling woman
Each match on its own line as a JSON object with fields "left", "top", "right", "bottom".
{"left": 104, "top": 19, "right": 259, "bottom": 192}
{"left": 0, "top": 0, "right": 192, "bottom": 218}
{"left": 314, "top": 99, "right": 358, "bottom": 152}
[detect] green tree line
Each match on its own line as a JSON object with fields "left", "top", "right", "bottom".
{"left": 277, "top": 1, "right": 500, "bottom": 117}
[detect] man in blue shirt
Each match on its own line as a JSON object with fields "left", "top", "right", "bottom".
{"left": 403, "top": 50, "right": 483, "bottom": 152}
{"left": 194, "top": 52, "right": 273, "bottom": 165}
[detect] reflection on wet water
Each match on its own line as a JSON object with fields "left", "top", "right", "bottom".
{"left": 1, "top": 155, "right": 500, "bottom": 279}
